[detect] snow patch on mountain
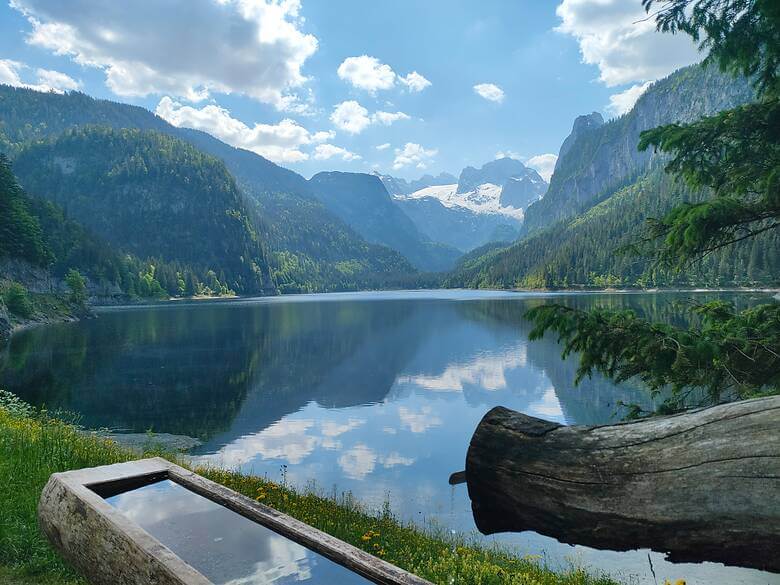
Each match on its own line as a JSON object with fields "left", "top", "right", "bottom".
{"left": 395, "top": 183, "right": 524, "bottom": 220}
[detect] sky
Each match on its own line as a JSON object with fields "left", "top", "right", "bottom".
{"left": 0, "top": 0, "right": 702, "bottom": 181}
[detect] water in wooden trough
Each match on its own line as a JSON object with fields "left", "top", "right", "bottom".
{"left": 105, "top": 479, "right": 370, "bottom": 584}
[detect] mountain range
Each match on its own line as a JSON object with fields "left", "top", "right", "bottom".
{"left": 386, "top": 158, "right": 547, "bottom": 252}
{"left": 1, "top": 60, "right": 776, "bottom": 300}
{"left": 447, "top": 63, "right": 778, "bottom": 289}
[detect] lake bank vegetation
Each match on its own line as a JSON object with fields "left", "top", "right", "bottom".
{"left": 0, "top": 393, "right": 618, "bottom": 585}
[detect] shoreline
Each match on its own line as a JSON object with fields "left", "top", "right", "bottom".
{"left": 95, "top": 285, "right": 780, "bottom": 310}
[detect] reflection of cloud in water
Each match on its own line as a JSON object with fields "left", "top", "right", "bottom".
{"left": 400, "top": 344, "right": 526, "bottom": 392}
{"left": 527, "top": 386, "right": 564, "bottom": 421}
{"left": 222, "top": 537, "right": 311, "bottom": 585}
{"left": 201, "top": 416, "right": 368, "bottom": 467}
{"left": 337, "top": 444, "right": 416, "bottom": 480}
{"left": 338, "top": 444, "right": 376, "bottom": 480}
{"left": 321, "top": 418, "right": 365, "bottom": 437}
{"left": 398, "top": 406, "right": 442, "bottom": 433}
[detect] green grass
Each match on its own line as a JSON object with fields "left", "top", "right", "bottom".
{"left": 0, "top": 399, "right": 619, "bottom": 585}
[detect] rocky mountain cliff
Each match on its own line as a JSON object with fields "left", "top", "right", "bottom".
{"left": 522, "top": 64, "right": 755, "bottom": 234}
{"left": 446, "top": 63, "right": 774, "bottom": 290}
{"left": 388, "top": 158, "right": 545, "bottom": 252}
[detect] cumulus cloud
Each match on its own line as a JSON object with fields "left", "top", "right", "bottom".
{"left": 155, "top": 96, "right": 331, "bottom": 163}
{"left": 526, "top": 153, "right": 559, "bottom": 182}
{"left": 10, "top": 0, "right": 318, "bottom": 111}
{"left": 605, "top": 81, "right": 652, "bottom": 116}
{"left": 556, "top": 0, "right": 700, "bottom": 111}
{"left": 495, "top": 150, "right": 522, "bottom": 161}
{"left": 337, "top": 55, "right": 431, "bottom": 93}
{"left": 393, "top": 142, "right": 437, "bottom": 170}
{"left": 473, "top": 83, "right": 505, "bottom": 103}
{"left": 330, "top": 100, "right": 371, "bottom": 134}
{"left": 375, "top": 143, "right": 391, "bottom": 151}
{"left": 337, "top": 55, "right": 395, "bottom": 93}
{"left": 313, "top": 143, "right": 361, "bottom": 162}
{"left": 330, "top": 100, "right": 409, "bottom": 134}
{"left": 0, "top": 58, "right": 80, "bottom": 92}
{"left": 398, "top": 71, "right": 431, "bottom": 92}
{"left": 371, "top": 110, "right": 410, "bottom": 125}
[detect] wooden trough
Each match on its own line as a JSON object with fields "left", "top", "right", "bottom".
{"left": 38, "top": 458, "right": 431, "bottom": 585}
{"left": 453, "top": 395, "right": 780, "bottom": 572}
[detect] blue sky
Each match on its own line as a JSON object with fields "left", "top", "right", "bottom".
{"left": 0, "top": 0, "right": 700, "bottom": 180}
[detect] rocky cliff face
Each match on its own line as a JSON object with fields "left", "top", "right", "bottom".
{"left": 499, "top": 172, "right": 547, "bottom": 210}
{"left": 522, "top": 64, "right": 755, "bottom": 234}
{"left": 457, "top": 158, "right": 534, "bottom": 194}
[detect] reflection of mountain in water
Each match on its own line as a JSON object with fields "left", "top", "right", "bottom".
{"left": 1, "top": 291, "right": 763, "bottom": 442}
{"left": 0, "top": 300, "right": 422, "bottom": 438}
{"left": 454, "top": 299, "right": 655, "bottom": 423}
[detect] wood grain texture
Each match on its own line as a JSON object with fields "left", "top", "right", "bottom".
{"left": 38, "top": 458, "right": 432, "bottom": 585}
{"left": 464, "top": 396, "right": 780, "bottom": 572}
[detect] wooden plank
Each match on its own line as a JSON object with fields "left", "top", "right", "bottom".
{"left": 170, "top": 465, "right": 431, "bottom": 585}
{"left": 38, "top": 458, "right": 432, "bottom": 585}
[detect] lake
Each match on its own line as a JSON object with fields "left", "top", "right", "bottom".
{"left": 2, "top": 289, "right": 777, "bottom": 585}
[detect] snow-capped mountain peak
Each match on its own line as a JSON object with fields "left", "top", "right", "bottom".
{"left": 394, "top": 182, "right": 524, "bottom": 220}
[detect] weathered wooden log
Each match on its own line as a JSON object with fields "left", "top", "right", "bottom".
{"left": 463, "top": 396, "right": 780, "bottom": 572}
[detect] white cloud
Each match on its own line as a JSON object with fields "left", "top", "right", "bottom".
{"left": 526, "top": 153, "right": 559, "bottom": 182}
{"left": 605, "top": 81, "right": 652, "bottom": 116}
{"left": 398, "top": 71, "right": 431, "bottom": 92}
{"left": 555, "top": 0, "right": 700, "bottom": 88}
{"left": 330, "top": 100, "right": 371, "bottom": 134}
{"left": 337, "top": 55, "right": 431, "bottom": 93}
{"left": 313, "top": 143, "right": 361, "bottom": 162}
{"left": 392, "top": 142, "right": 438, "bottom": 170}
{"left": 34, "top": 67, "right": 81, "bottom": 91}
{"left": 155, "top": 96, "right": 331, "bottom": 163}
{"left": 371, "top": 110, "right": 410, "bottom": 126}
{"left": 495, "top": 150, "right": 523, "bottom": 161}
{"left": 337, "top": 55, "right": 395, "bottom": 93}
{"left": 473, "top": 83, "right": 505, "bottom": 103}
{"left": 375, "top": 143, "right": 391, "bottom": 151}
{"left": 330, "top": 101, "right": 409, "bottom": 135}
{"left": 10, "top": 0, "right": 318, "bottom": 111}
{"left": 0, "top": 59, "right": 80, "bottom": 92}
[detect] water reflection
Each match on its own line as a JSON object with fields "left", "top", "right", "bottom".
{"left": 3, "top": 290, "right": 777, "bottom": 585}
{"left": 106, "top": 480, "right": 368, "bottom": 584}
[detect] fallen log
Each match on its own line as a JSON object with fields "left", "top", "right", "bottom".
{"left": 461, "top": 395, "right": 780, "bottom": 572}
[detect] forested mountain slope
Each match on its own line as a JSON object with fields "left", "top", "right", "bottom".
{"left": 12, "top": 127, "right": 275, "bottom": 295}
{"left": 522, "top": 64, "right": 755, "bottom": 235}
{"left": 1, "top": 154, "right": 203, "bottom": 303}
{"left": 309, "top": 172, "right": 461, "bottom": 272}
{"left": 0, "top": 85, "right": 414, "bottom": 291}
{"left": 447, "top": 167, "right": 780, "bottom": 288}
{"left": 446, "top": 64, "right": 777, "bottom": 289}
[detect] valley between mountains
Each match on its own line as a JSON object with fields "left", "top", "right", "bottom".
{"left": 1, "top": 61, "right": 777, "bottom": 322}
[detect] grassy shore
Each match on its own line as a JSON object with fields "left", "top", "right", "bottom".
{"left": 0, "top": 396, "right": 618, "bottom": 585}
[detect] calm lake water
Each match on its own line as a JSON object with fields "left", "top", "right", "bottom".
{"left": 2, "top": 289, "right": 777, "bottom": 585}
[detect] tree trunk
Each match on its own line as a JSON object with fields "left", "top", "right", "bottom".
{"left": 463, "top": 395, "right": 780, "bottom": 572}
